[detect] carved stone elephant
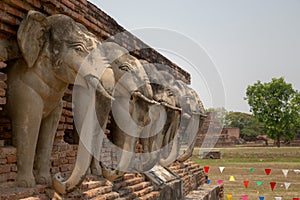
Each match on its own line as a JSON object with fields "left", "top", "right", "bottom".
{"left": 52, "top": 42, "right": 158, "bottom": 194}
{"left": 6, "top": 11, "right": 112, "bottom": 188}
{"left": 140, "top": 61, "right": 182, "bottom": 168}
{"left": 167, "top": 79, "right": 206, "bottom": 163}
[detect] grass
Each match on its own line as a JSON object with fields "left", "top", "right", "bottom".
{"left": 191, "top": 147, "right": 300, "bottom": 199}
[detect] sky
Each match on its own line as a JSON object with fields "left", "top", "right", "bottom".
{"left": 89, "top": 0, "right": 300, "bottom": 113}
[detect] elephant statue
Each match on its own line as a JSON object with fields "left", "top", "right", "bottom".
{"left": 140, "top": 62, "right": 206, "bottom": 166}
{"left": 6, "top": 11, "right": 112, "bottom": 188}
{"left": 52, "top": 42, "right": 158, "bottom": 194}
{"left": 139, "top": 61, "right": 182, "bottom": 168}
{"left": 166, "top": 79, "right": 206, "bottom": 163}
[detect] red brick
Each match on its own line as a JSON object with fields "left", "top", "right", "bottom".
{"left": 0, "top": 173, "right": 8, "bottom": 182}
{"left": 66, "top": 151, "right": 76, "bottom": 157}
{"left": 0, "top": 2, "right": 25, "bottom": 19}
{"left": 3, "top": 0, "right": 34, "bottom": 12}
{"left": 0, "top": 22, "right": 17, "bottom": 35}
{"left": 0, "top": 165, "right": 11, "bottom": 173}
{"left": 61, "top": 0, "right": 75, "bottom": 10}
{"left": 60, "top": 158, "right": 68, "bottom": 164}
{"left": 0, "top": 80, "right": 7, "bottom": 89}
{"left": 6, "top": 155, "right": 16, "bottom": 163}
{"left": 0, "top": 97, "right": 6, "bottom": 105}
{"left": 0, "top": 158, "right": 6, "bottom": 165}
{"left": 0, "top": 8, "right": 21, "bottom": 26}
{"left": 68, "top": 157, "right": 75, "bottom": 164}
{"left": 7, "top": 171, "right": 16, "bottom": 180}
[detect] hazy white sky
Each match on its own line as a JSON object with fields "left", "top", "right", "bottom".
{"left": 90, "top": 0, "right": 300, "bottom": 113}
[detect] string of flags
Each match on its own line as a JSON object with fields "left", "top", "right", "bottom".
{"left": 226, "top": 195, "right": 299, "bottom": 200}
{"left": 203, "top": 166, "right": 300, "bottom": 199}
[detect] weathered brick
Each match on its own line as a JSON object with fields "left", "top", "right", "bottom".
{"left": 0, "top": 165, "right": 11, "bottom": 173}
{"left": 6, "top": 155, "right": 16, "bottom": 163}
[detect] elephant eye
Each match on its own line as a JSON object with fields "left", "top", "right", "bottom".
{"left": 74, "top": 46, "right": 84, "bottom": 52}
{"left": 119, "top": 64, "right": 132, "bottom": 72}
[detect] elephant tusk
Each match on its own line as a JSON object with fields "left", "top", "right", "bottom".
{"left": 191, "top": 111, "right": 207, "bottom": 118}
{"left": 132, "top": 91, "right": 159, "bottom": 105}
{"left": 160, "top": 102, "right": 182, "bottom": 112}
{"left": 85, "top": 75, "right": 115, "bottom": 101}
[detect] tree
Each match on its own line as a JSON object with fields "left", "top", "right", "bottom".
{"left": 225, "top": 112, "right": 263, "bottom": 138}
{"left": 245, "top": 77, "right": 300, "bottom": 147}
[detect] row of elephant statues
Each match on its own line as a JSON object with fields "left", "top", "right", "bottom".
{"left": 4, "top": 11, "right": 206, "bottom": 195}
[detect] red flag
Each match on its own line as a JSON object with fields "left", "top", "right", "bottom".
{"left": 270, "top": 182, "right": 276, "bottom": 191}
{"left": 265, "top": 168, "right": 271, "bottom": 175}
{"left": 292, "top": 198, "right": 299, "bottom": 200}
{"left": 204, "top": 166, "right": 210, "bottom": 173}
{"left": 243, "top": 180, "right": 249, "bottom": 188}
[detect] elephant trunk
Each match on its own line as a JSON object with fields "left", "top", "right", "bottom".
{"left": 159, "top": 135, "right": 180, "bottom": 166}
{"left": 53, "top": 85, "right": 103, "bottom": 195}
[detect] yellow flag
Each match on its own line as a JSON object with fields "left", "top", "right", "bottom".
{"left": 229, "top": 176, "right": 235, "bottom": 181}
{"left": 226, "top": 194, "right": 233, "bottom": 200}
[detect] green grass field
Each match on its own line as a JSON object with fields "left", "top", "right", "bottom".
{"left": 191, "top": 147, "right": 300, "bottom": 199}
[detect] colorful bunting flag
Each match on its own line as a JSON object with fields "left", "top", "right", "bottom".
{"left": 204, "top": 166, "right": 210, "bottom": 173}
{"left": 207, "top": 179, "right": 211, "bottom": 184}
{"left": 242, "top": 194, "right": 248, "bottom": 200}
{"left": 284, "top": 182, "right": 291, "bottom": 190}
{"left": 259, "top": 196, "right": 265, "bottom": 200}
{"left": 257, "top": 181, "right": 263, "bottom": 186}
{"left": 274, "top": 197, "right": 282, "bottom": 200}
{"left": 270, "top": 181, "right": 276, "bottom": 191}
{"left": 250, "top": 167, "right": 254, "bottom": 173}
{"left": 219, "top": 166, "right": 225, "bottom": 173}
{"left": 226, "top": 194, "right": 232, "bottom": 200}
{"left": 282, "top": 169, "right": 288, "bottom": 177}
{"left": 217, "top": 180, "right": 223, "bottom": 185}
{"left": 265, "top": 168, "right": 272, "bottom": 175}
{"left": 294, "top": 170, "right": 300, "bottom": 174}
{"left": 293, "top": 198, "right": 299, "bottom": 200}
{"left": 229, "top": 176, "right": 235, "bottom": 181}
{"left": 243, "top": 180, "right": 249, "bottom": 188}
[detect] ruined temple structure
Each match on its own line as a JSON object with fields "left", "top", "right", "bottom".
{"left": 194, "top": 112, "right": 241, "bottom": 148}
{"left": 0, "top": 1, "right": 223, "bottom": 199}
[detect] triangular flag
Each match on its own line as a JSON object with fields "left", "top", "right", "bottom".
{"left": 270, "top": 181, "right": 276, "bottom": 191}
{"left": 204, "top": 166, "right": 210, "bottom": 173}
{"left": 244, "top": 180, "right": 249, "bottom": 188}
{"left": 284, "top": 182, "right": 291, "bottom": 190}
{"left": 257, "top": 181, "right": 263, "bottom": 186}
{"left": 217, "top": 180, "right": 223, "bottom": 185}
{"left": 229, "top": 176, "right": 235, "bottom": 181}
{"left": 259, "top": 196, "right": 265, "bottom": 200}
{"left": 207, "top": 179, "right": 211, "bottom": 184}
{"left": 292, "top": 198, "right": 299, "bottom": 200}
{"left": 250, "top": 167, "right": 254, "bottom": 173}
{"left": 275, "top": 197, "right": 282, "bottom": 200}
{"left": 294, "top": 169, "right": 300, "bottom": 174}
{"left": 265, "top": 168, "right": 271, "bottom": 175}
{"left": 242, "top": 195, "right": 248, "bottom": 200}
{"left": 219, "top": 166, "right": 225, "bottom": 173}
{"left": 226, "top": 194, "right": 232, "bottom": 200}
{"left": 282, "top": 169, "right": 288, "bottom": 177}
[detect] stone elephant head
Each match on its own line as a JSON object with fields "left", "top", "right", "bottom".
{"left": 52, "top": 42, "right": 158, "bottom": 194}
{"left": 139, "top": 61, "right": 182, "bottom": 168}
{"left": 6, "top": 11, "right": 112, "bottom": 188}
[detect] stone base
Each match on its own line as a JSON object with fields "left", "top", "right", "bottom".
{"left": 186, "top": 184, "right": 224, "bottom": 200}
{"left": 0, "top": 161, "right": 222, "bottom": 200}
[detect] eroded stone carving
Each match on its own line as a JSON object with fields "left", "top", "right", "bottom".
{"left": 6, "top": 10, "right": 206, "bottom": 196}
{"left": 6, "top": 10, "right": 112, "bottom": 188}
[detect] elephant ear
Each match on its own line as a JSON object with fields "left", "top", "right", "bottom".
{"left": 17, "top": 11, "right": 49, "bottom": 68}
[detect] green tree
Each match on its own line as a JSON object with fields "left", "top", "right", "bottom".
{"left": 245, "top": 77, "right": 300, "bottom": 147}
{"left": 225, "top": 112, "right": 263, "bottom": 138}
